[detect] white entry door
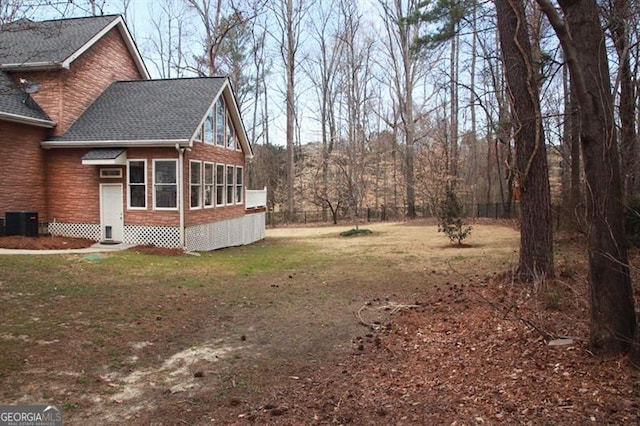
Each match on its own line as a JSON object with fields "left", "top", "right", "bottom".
{"left": 100, "top": 184, "right": 124, "bottom": 242}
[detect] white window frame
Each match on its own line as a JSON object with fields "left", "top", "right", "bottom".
{"left": 226, "top": 165, "right": 234, "bottom": 205}
{"left": 215, "top": 98, "right": 225, "bottom": 147}
{"left": 226, "top": 112, "right": 235, "bottom": 149}
{"left": 127, "top": 160, "right": 146, "bottom": 210}
{"left": 100, "top": 168, "right": 123, "bottom": 178}
{"left": 190, "top": 161, "right": 202, "bottom": 209}
{"left": 235, "top": 166, "right": 243, "bottom": 204}
{"left": 204, "top": 108, "right": 214, "bottom": 145}
{"left": 215, "top": 163, "right": 225, "bottom": 206}
{"left": 153, "top": 159, "right": 178, "bottom": 211}
{"left": 204, "top": 162, "right": 214, "bottom": 208}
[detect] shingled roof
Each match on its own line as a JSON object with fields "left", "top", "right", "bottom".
{"left": 0, "top": 15, "right": 147, "bottom": 76}
{"left": 0, "top": 14, "right": 148, "bottom": 126}
{"left": 50, "top": 77, "right": 228, "bottom": 141}
{"left": 0, "top": 70, "right": 53, "bottom": 126}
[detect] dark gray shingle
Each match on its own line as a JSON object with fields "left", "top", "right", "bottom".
{"left": 55, "top": 77, "right": 226, "bottom": 141}
{"left": 81, "top": 147, "right": 126, "bottom": 160}
{"left": 0, "top": 15, "right": 118, "bottom": 66}
{"left": 0, "top": 70, "right": 51, "bottom": 121}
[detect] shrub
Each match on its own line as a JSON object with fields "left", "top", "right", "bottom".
{"left": 438, "top": 187, "right": 472, "bottom": 245}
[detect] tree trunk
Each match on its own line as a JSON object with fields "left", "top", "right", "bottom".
{"left": 610, "top": 0, "right": 638, "bottom": 202}
{"left": 496, "top": 0, "right": 554, "bottom": 280}
{"left": 537, "top": 0, "right": 636, "bottom": 354}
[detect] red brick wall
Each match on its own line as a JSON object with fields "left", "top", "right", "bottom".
{"left": 14, "top": 27, "right": 143, "bottom": 136}
{"left": 45, "top": 145, "right": 249, "bottom": 228}
{"left": 0, "top": 121, "right": 49, "bottom": 220}
{"left": 46, "top": 149, "right": 101, "bottom": 223}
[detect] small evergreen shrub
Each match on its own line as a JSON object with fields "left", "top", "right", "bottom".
{"left": 438, "top": 187, "right": 472, "bottom": 245}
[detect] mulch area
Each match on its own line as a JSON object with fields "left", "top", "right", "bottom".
{"left": 232, "top": 273, "right": 640, "bottom": 424}
{"left": 0, "top": 236, "right": 185, "bottom": 255}
{"left": 0, "top": 235, "right": 95, "bottom": 249}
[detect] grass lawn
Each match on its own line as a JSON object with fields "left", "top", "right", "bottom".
{"left": 7, "top": 221, "right": 631, "bottom": 424}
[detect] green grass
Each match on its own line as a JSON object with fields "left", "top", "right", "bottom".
{"left": 0, "top": 223, "right": 522, "bottom": 416}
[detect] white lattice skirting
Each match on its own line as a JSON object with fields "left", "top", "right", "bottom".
{"left": 48, "top": 213, "right": 265, "bottom": 251}
{"left": 48, "top": 222, "right": 101, "bottom": 241}
{"left": 185, "top": 212, "right": 266, "bottom": 252}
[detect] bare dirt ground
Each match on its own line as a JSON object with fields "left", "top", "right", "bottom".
{"left": 1, "top": 221, "right": 639, "bottom": 424}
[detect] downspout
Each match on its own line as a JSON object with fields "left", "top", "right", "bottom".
{"left": 176, "top": 144, "right": 186, "bottom": 249}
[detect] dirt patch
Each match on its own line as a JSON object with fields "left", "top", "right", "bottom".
{"left": 0, "top": 235, "right": 94, "bottom": 249}
{"left": 127, "top": 245, "right": 187, "bottom": 256}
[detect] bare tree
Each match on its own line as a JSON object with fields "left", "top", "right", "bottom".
{"left": 303, "top": 0, "right": 343, "bottom": 221}
{"left": 495, "top": 0, "right": 554, "bottom": 280}
{"left": 379, "top": 0, "right": 425, "bottom": 219}
{"left": 268, "top": 0, "right": 308, "bottom": 218}
{"left": 536, "top": 0, "right": 636, "bottom": 355}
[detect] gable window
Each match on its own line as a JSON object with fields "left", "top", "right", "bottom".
{"left": 204, "top": 162, "right": 214, "bottom": 207}
{"left": 194, "top": 125, "right": 203, "bottom": 143}
{"left": 154, "top": 160, "right": 178, "bottom": 209}
{"left": 226, "top": 165, "right": 234, "bottom": 204}
{"left": 204, "top": 110, "right": 214, "bottom": 145}
{"left": 215, "top": 98, "right": 225, "bottom": 146}
{"left": 235, "top": 166, "right": 243, "bottom": 204}
{"left": 216, "top": 164, "right": 225, "bottom": 206}
{"left": 190, "top": 161, "right": 202, "bottom": 209}
{"left": 128, "top": 160, "right": 146, "bottom": 209}
{"left": 227, "top": 115, "right": 235, "bottom": 149}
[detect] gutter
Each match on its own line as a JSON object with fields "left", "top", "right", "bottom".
{"left": 0, "top": 112, "right": 56, "bottom": 128}
{"left": 41, "top": 139, "right": 190, "bottom": 149}
{"left": 176, "top": 144, "right": 186, "bottom": 249}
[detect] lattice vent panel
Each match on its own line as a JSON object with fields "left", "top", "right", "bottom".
{"left": 185, "top": 214, "right": 266, "bottom": 252}
{"left": 123, "top": 225, "right": 181, "bottom": 248}
{"left": 48, "top": 222, "right": 101, "bottom": 241}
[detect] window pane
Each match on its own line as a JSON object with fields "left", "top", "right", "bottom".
{"left": 155, "top": 161, "right": 176, "bottom": 184}
{"left": 190, "top": 162, "right": 201, "bottom": 184}
{"left": 226, "top": 165, "right": 234, "bottom": 204}
{"left": 194, "top": 125, "right": 203, "bottom": 143}
{"left": 236, "top": 167, "right": 243, "bottom": 203}
{"left": 216, "top": 164, "right": 225, "bottom": 205}
{"left": 204, "top": 111, "right": 214, "bottom": 144}
{"left": 130, "top": 185, "right": 145, "bottom": 208}
{"left": 129, "top": 161, "right": 145, "bottom": 184}
{"left": 156, "top": 186, "right": 177, "bottom": 208}
{"left": 227, "top": 116, "right": 234, "bottom": 149}
{"left": 204, "top": 163, "right": 213, "bottom": 184}
{"left": 216, "top": 98, "right": 225, "bottom": 146}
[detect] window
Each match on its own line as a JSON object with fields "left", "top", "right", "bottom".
{"left": 194, "top": 124, "right": 203, "bottom": 143}
{"left": 235, "top": 166, "right": 243, "bottom": 204}
{"left": 204, "top": 109, "right": 214, "bottom": 144}
{"left": 154, "top": 160, "right": 177, "bottom": 209}
{"left": 101, "top": 168, "right": 123, "bottom": 178}
{"left": 216, "top": 164, "right": 225, "bottom": 206}
{"left": 190, "top": 161, "right": 202, "bottom": 209}
{"left": 227, "top": 115, "right": 235, "bottom": 149}
{"left": 128, "top": 160, "right": 146, "bottom": 209}
{"left": 226, "top": 165, "right": 234, "bottom": 204}
{"left": 204, "top": 162, "right": 214, "bottom": 207}
{"left": 215, "top": 98, "right": 225, "bottom": 146}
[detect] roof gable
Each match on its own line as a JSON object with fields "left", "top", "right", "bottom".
{"left": 45, "top": 77, "right": 224, "bottom": 141}
{"left": 43, "top": 77, "right": 252, "bottom": 156}
{"left": 0, "top": 15, "right": 148, "bottom": 78}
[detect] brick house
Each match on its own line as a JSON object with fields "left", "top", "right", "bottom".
{"left": 0, "top": 15, "right": 266, "bottom": 251}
